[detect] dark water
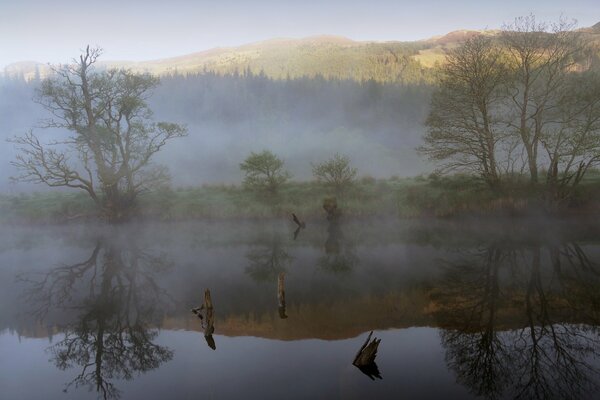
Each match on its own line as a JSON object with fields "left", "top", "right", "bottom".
{"left": 1, "top": 218, "right": 600, "bottom": 399}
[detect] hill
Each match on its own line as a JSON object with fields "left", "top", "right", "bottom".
{"left": 0, "top": 30, "right": 500, "bottom": 83}
{"left": 4, "top": 21, "right": 598, "bottom": 83}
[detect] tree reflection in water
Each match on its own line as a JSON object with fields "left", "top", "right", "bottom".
{"left": 19, "top": 237, "right": 175, "bottom": 399}
{"left": 317, "top": 219, "right": 358, "bottom": 275}
{"left": 245, "top": 236, "right": 292, "bottom": 283}
{"left": 431, "top": 236, "right": 600, "bottom": 400}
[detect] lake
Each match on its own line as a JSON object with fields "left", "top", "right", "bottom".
{"left": 1, "top": 218, "right": 600, "bottom": 399}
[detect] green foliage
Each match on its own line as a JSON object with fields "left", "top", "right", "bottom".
{"left": 240, "top": 150, "right": 291, "bottom": 195}
{"left": 4, "top": 171, "right": 600, "bottom": 223}
{"left": 311, "top": 153, "right": 357, "bottom": 195}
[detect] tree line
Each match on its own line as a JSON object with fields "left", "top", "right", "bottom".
{"left": 421, "top": 15, "right": 600, "bottom": 206}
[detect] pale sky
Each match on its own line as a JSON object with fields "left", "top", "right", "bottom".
{"left": 0, "top": 0, "right": 598, "bottom": 69}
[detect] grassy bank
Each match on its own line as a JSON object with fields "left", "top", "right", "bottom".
{"left": 2, "top": 173, "right": 600, "bottom": 223}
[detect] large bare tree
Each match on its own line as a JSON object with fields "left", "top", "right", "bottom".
{"left": 540, "top": 69, "right": 600, "bottom": 204}
{"left": 420, "top": 35, "right": 508, "bottom": 187}
{"left": 422, "top": 15, "right": 600, "bottom": 204}
{"left": 10, "top": 46, "right": 187, "bottom": 222}
{"left": 501, "top": 15, "right": 584, "bottom": 184}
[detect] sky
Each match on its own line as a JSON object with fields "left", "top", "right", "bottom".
{"left": 0, "top": 0, "right": 598, "bottom": 69}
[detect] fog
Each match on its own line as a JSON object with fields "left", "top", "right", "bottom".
{"left": 0, "top": 72, "right": 432, "bottom": 193}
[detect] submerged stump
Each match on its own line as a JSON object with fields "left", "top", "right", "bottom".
{"left": 191, "top": 289, "right": 216, "bottom": 350}
{"left": 323, "top": 197, "right": 340, "bottom": 221}
{"left": 278, "top": 272, "right": 287, "bottom": 319}
{"left": 292, "top": 213, "right": 305, "bottom": 240}
{"left": 353, "top": 331, "right": 382, "bottom": 380}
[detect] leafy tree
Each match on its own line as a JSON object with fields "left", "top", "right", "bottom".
{"left": 311, "top": 153, "right": 357, "bottom": 194}
{"left": 240, "top": 150, "right": 290, "bottom": 194}
{"left": 10, "top": 46, "right": 187, "bottom": 223}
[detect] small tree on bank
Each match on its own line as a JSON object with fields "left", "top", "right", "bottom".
{"left": 311, "top": 153, "right": 357, "bottom": 195}
{"left": 10, "top": 46, "right": 187, "bottom": 223}
{"left": 240, "top": 150, "right": 290, "bottom": 195}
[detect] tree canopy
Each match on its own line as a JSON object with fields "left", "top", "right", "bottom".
{"left": 311, "top": 153, "right": 358, "bottom": 195}
{"left": 240, "top": 150, "right": 291, "bottom": 194}
{"left": 10, "top": 46, "right": 187, "bottom": 222}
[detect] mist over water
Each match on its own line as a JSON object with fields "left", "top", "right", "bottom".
{"left": 1, "top": 219, "right": 600, "bottom": 399}
{"left": 2, "top": 11, "right": 600, "bottom": 399}
{"left": 0, "top": 73, "right": 432, "bottom": 192}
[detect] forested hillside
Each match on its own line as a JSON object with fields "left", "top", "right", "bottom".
{"left": 0, "top": 71, "right": 432, "bottom": 191}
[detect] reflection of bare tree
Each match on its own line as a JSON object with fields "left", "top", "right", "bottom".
{"left": 510, "top": 246, "right": 600, "bottom": 400}
{"left": 245, "top": 237, "right": 292, "bottom": 283}
{"left": 434, "top": 244, "right": 512, "bottom": 399}
{"left": 19, "top": 238, "right": 174, "bottom": 399}
{"left": 318, "top": 220, "right": 357, "bottom": 275}
{"left": 433, "top": 241, "right": 600, "bottom": 400}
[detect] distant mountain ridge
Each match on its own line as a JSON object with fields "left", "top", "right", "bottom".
{"left": 3, "top": 22, "right": 599, "bottom": 83}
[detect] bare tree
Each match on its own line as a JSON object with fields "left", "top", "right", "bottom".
{"left": 10, "top": 46, "right": 187, "bottom": 222}
{"left": 420, "top": 35, "right": 508, "bottom": 187}
{"left": 422, "top": 15, "right": 600, "bottom": 202}
{"left": 541, "top": 69, "right": 600, "bottom": 204}
{"left": 501, "top": 15, "right": 583, "bottom": 184}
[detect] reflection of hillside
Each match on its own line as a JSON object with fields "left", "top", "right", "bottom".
{"left": 163, "top": 290, "right": 432, "bottom": 340}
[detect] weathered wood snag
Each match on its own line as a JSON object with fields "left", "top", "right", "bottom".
{"left": 191, "top": 289, "right": 216, "bottom": 350}
{"left": 203, "top": 289, "right": 214, "bottom": 336}
{"left": 292, "top": 213, "right": 306, "bottom": 229}
{"left": 292, "top": 213, "right": 305, "bottom": 240}
{"left": 322, "top": 197, "right": 340, "bottom": 221}
{"left": 353, "top": 331, "right": 382, "bottom": 380}
{"left": 277, "top": 272, "right": 287, "bottom": 319}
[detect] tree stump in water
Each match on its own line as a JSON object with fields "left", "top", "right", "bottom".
{"left": 190, "top": 289, "right": 216, "bottom": 350}
{"left": 353, "top": 331, "right": 382, "bottom": 380}
{"left": 323, "top": 197, "right": 340, "bottom": 221}
{"left": 203, "top": 289, "right": 214, "bottom": 336}
{"left": 292, "top": 213, "right": 305, "bottom": 240}
{"left": 292, "top": 213, "right": 306, "bottom": 229}
{"left": 278, "top": 272, "right": 287, "bottom": 319}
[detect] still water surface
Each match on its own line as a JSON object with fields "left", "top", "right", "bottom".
{"left": 1, "top": 218, "right": 599, "bottom": 399}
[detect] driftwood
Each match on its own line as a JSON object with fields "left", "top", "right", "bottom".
{"left": 292, "top": 213, "right": 305, "bottom": 240}
{"left": 277, "top": 272, "right": 288, "bottom": 319}
{"left": 292, "top": 213, "right": 306, "bottom": 228}
{"left": 191, "top": 289, "right": 216, "bottom": 350}
{"left": 353, "top": 331, "right": 382, "bottom": 380}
